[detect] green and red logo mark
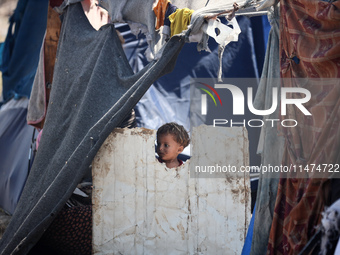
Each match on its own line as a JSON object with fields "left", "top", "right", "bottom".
{"left": 199, "top": 82, "right": 222, "bottom": 115}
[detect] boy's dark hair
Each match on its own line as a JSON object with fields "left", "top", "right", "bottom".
{"left": 157, "top": 122, "right": 190, "bottom": 148}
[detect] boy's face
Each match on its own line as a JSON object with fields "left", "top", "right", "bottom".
{"left": 157, "top": 133, "right": 184, "bottom": 163}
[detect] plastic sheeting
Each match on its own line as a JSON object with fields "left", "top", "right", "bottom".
{"left": 250, "top": 6, "right": 283, "bottom": 255}
{"left": 117, "top": 15, "right": 268, "bottom": 166}
{"left": 0, "top": 99, "right": 35, "bottom": 215}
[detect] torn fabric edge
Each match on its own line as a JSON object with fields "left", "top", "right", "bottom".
{"left": 187, "top": 6, "right": 243, "bottom": 81}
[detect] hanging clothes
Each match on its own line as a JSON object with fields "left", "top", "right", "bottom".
{"left": 27, "top": 4, "right": 61, "bottom": 129}
{"left": 153, "top": 0, "right": 170, "bottom": 29}
{"left": 267, "top": 1, "right": 340, "bottom": 254}
{"left": 169, "top": 8, "right": 195, "bottom": 37}
{"left": 0, "top": 0, "right": 48, "bottom": 103}
{"left": 163, "top": 3, "right": 178, "bottom": 39}
{"left": 250, "top": 5, "right": 283, "bottom": 255}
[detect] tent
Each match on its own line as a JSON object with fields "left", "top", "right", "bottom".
{"left": 0, "top": 1, "right": 269, "bottom": 254}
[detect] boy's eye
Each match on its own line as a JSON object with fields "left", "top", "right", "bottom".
{"left": 164, "top": 144, "right": 169, "bottom": 148}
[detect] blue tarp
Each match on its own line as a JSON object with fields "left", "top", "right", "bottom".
{"left": 242, "top": 202, "right": 256, "bottom": 255}
{"left": 0, "top": 100, "right": 35, "bottom": 215}
{"left": 0, "top": 0, "right": 48, "bottom": 104}
{"left": 117, "top": 15, "right": 269, "bottom": 166}
{"left": 0, "top": 0, "right": 47, "bottom": 214}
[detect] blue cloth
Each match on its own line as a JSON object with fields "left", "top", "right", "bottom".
{"left": 242, "top": 203, "right": 256, "bottom": 255}
{"left": 0, "top": 101, "right": 35, "bottom": 215}
{"left": 164, "top": 3, "right": 178, "bottom": 27}
{"left": 0, "top": 0, "right": 48, "bottom": 103}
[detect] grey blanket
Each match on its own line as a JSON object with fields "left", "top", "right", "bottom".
{"left": 0, "top": 3, "right": 184, "bottom": 255}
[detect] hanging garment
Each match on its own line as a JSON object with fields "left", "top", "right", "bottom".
{"left": 267, "top": 1, "right": 340, "bottom": 254}
{"left": 0, "top": 0, "right": 48, "bottom": 103}
{"left": 153, "top": 0, "right": 171, "bottom": 29}
{"left": 169, "top": 8, "right": 195, "bottom": 37}
{"left": 163, "top": 3, "right": 178, "bottom": 39}
{"left": 250, "top": 5, "right": 283, "bottom": 255}
{"left": 27, "top": 4, "right": 61, "bottom": 129}
{"left": 0, "top": 2, "right": 185, "bottom": 255}
{"left": 119, "top": 15, "right": 263, "bottom": 167}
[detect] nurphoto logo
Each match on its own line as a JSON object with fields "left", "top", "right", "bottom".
{"left": 190, "top": 78, "right": 312, "bottom": 128}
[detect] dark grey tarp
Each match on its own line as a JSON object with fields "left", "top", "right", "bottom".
{"left": 0, "top": 2, "right": 185, "bottom": 255}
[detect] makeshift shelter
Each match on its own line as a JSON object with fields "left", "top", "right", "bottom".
{"left": 118, "top": 15, "right": 267, "bottom": 166}
{"left": 0, "top": 1, "right": 187, "bottom": 253}
{"left": 4, "top": 0, "right": 337, "bottom": 254}
{"left": 0, "top": 0, "right": 268, "bottom": 253}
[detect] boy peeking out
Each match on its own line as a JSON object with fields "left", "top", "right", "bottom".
{"left": 156, "top": 122, "right": 190, "bottom": 168}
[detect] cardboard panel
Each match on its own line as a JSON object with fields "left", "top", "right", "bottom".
{"left": 92, "top": 126, "right": 250, "bottom": 254}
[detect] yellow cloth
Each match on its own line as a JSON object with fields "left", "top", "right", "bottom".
{"left": 168, "top": 8, "right": 195, "bottom": 37}
{"left": 153, "top": 0, "right": 170, "bottom": 29}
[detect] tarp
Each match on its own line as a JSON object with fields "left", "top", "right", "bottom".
{"left": 250, "top": 5, "right": 283, "bottom": 255}
{"left": 0, "top": 2, "right": 185, "bottom": 254}
{"left": 119, "top": 15, "right": 267, "bottom": 166}
{"left": 241, "top": 202, "right": 256, "bottom": 255}
{"left": 0, "top": 99, "right": 35, "bottom": 215}
{"left": 0, "top": 0, "right": 48, "bottom": 104}
{"left": 121, "top": 16, "right": 264, "bottom": 130}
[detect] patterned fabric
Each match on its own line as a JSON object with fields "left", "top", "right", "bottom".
{"left": 153, "top": 0, "right": 170, "bottom": 29}
{"left": 39, "top": 206, "right": 92, "bottom": 255}
{"left": 267, "top": 1, "right": 340, "bottom": 254}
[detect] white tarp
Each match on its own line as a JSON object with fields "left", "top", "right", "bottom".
{"left": 92, "top": 126, "right": 250, "bottom": 254}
